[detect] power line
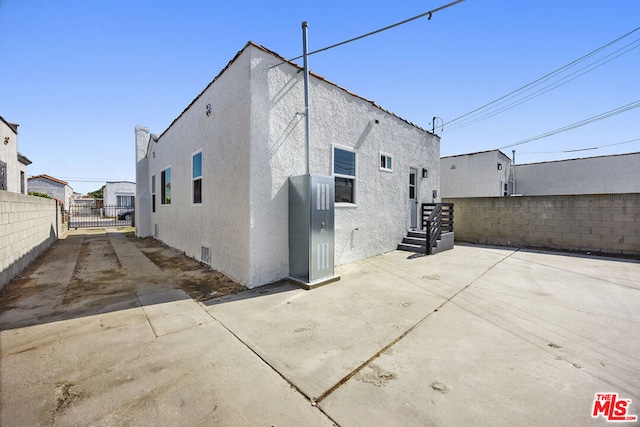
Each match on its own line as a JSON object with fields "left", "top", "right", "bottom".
{"left": 519, "top": 137, "right": 640, "bottom": 154}
{"left": 56, "top": 177, "right": 133, "bottom": 183}
{"left": 271, "top": 0, "right": 466, "bottom": 68}
{"left": 443, "top": 25, "right": 640, "bottom": 129}
{"left": 496, "top": 100, "right": 640, "bottom": 150}
{"left": 447, "top": 39, "right": 640, "bottom": 131}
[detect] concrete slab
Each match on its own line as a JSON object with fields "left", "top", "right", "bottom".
{"left": 138, "top": 289, "right": 214, "bottom": 337}
{"left": 2, "top": 230, "right": 638, "bottom": 426}
{"left": 319, "top": 249, "right": 640, "bottom": 426}
{"left": 203, "top": 246, "right": 518, "bottom": 401}
{"left": 0, "top": 302, "right": 332, "bottom": 426}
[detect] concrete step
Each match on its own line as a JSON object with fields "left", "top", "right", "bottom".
{"left": 397, "top": 243, "right": 426, "bottom": 253}
{"left": 402, "top": 236, "right": 426, "bottom": 246}
{"left": 407, "top": 230, "right": 427, "bottom": 239}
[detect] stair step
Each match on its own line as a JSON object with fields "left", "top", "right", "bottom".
{"left": 402, "top": 236, "right": 426, "bottom": 245}
{"left": 407, "top": 230, "right": 427, "bottom": 238}
{"left": 397, "top": 243, "right": 426, "bottom": 253}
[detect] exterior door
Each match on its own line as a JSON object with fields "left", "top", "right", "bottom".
{"left": 409, "top": 168, "right": 418, "bottom": 229}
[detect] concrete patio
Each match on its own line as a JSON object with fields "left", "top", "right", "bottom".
{"left": 1, "top": 229, "right": 638, "bottom": 426}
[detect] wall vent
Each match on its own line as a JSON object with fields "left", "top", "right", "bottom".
{"left": 154, "top": 224, "right": 159, "bottom": 239}
{"left": 200, "top": 244, "right": 212, "bottom": 265}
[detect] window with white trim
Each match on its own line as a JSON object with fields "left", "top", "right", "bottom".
{"left": 380, "top": 152, "right": 393, "bottom": 172}
{"left": 161, "top": 167, "right": 171, "bottom": 205}
{"left": 333, "top": 146, "right": 356, "bottom": 204}
{"left": 151, "top": 175, "right": 156, "bottom": 212}
{"left": 192, "top": 150, "right": 202, "bottom": 204}
{"left": 117, "top": 195, "right": 134, "bottom": 207}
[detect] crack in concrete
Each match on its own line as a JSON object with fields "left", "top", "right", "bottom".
{"left": 313, "top": 249, "right": 520, "bottom": 404}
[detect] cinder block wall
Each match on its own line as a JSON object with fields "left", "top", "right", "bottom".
{"left": 0, "top": 191, "right": 61, "bottom": 289}
{"left": 443, "top": 194, "right": 640, "bottom": 257}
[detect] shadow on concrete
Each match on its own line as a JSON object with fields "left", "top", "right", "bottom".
{"left": 203, "top": 281, "right": 300, "bottom": 307}
{"left": 0, "top": 230, "right": 257, "bottom": 332}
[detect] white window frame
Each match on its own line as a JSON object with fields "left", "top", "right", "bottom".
{"left": 192, "top": 149, "right": 203, "bottom": 205}
{"left": 380, "top": 152, "right": 393, "bottom": 172}
{"left": 151, "top": 174, "right": 156, "bottom": 213}
{"left": 332, "top": 145, "right": 357, "bottom": 207}
{"left": 161, "top": 166, "right": 171, "bottom": 205}
{"left": 116, "top": 195, "right": 135, "bottom": 208}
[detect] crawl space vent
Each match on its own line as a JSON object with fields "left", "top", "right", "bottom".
{"left": 200, "top": 245, "right": 212, "bottom": 265}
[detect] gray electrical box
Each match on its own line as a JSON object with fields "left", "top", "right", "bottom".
{"left": 289, "top": 174, "right": 336, "bottom": 285}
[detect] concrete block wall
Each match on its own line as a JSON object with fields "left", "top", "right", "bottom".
{"left": 0, "top": 191, "right": 61, "bottom": 289}
{"left": 443, "top": 194, "right": 640, "bottom": 257}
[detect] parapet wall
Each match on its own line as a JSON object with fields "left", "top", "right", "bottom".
{"left": 443, "top": 194, "right": 640, "bottom": 257}
{"left": 0, "top": 191, "right": 62, "bottom": 289}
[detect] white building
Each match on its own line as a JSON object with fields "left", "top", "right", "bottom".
{"left": 1, "top": 116, "right": 31, "bottom": 194}
{"left": 27, "top": 174, "right": 73, "bottom": 210}
{"left": 514, "top": 152, "right": 640, "bottom": 195}
{"left": 135, "top": 42, "right": 441, "bottom": 288}
{"left": 104, "top": 181, "right": 135, "bottom": 214}
{"left": 441, "top": 150, "right": 512, "bottom": 198}
{"left": 441, "top": 149, "right": 639, "bottom": 198}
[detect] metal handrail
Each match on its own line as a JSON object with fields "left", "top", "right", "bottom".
{"left": 421, "top": 203, "right": 454, "bottom": 255}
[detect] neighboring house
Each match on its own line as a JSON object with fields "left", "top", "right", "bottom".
{"left": 71, "top": 193, "right": 96, "bottom": 206}
{"left": 1, "top": 116, "right": 32, "bottom": 194}
{"left": 135, "top": 41, "right": 441, "bottom": 289}
{"left": 27, "top": 174, "right": 73, "bottom": 210}
{"left": 514, "top": 152, "right": 640, "bottom": 195}
{"left": 440, "top": 149, "right": 512, "bottom": 198}
{"left": 441, "top": 150, "right": 639, "bottom": 197}
{"left": 103, "top": 181, "right": 135, "bottom": 216}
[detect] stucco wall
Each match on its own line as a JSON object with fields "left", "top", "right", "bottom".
{"left": 515, "top": 153, "right": 640, "bottom": 195}
{"left": 441, "top": 150, "right": 511, "bottom": 198}
{"left": 0, "top": 191, "right": 61, "bottom": 289}
{"left": 248, "top": 46, "right": 440, "bottom": 284}
{"left": 0, "top": 120, "right": 20, "bottom": 193}
{"left": 145, "top": 48, "right": 252, "bottom": 286}
{"left": 444, "top": 194, "right": 640, "bottom": 256}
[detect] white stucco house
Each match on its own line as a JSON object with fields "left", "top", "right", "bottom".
{"left": 514, "top": 152, "right": 640, "bottom": 195}
{"left": 441, "top": 149, "right": 639, "bottom": 197}
{"left": 441, "top": 149, "right": 513, "bottom": 198}
{"left": 1, "top": 116, "right": 32, "bottom": 194}
{"left": 135, "top": 42, "right": 441, "bottom": 288}
{"left": 27, "top": 174, "right": 73, "bottom": 210}
{"left": 104, "top": 181, "right": 135, "bottom": 216}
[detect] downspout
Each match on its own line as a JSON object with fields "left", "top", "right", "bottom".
{"left": 302, "top": 21, "right": 311, "bottom": 174}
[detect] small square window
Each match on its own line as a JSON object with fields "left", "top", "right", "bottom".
{"left": 380, "top": 153, "right": 393, "bottom": 172}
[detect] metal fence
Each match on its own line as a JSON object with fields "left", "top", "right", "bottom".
{"left": 68, "top": 204, "right": 134, "bottom": 229}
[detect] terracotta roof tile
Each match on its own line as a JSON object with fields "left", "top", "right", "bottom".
{"left": 28, "top": 174, "right": 69, "bottom": 186}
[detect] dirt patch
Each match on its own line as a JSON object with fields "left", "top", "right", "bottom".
{"left": 0, "top": 230, "right": 247, "bottom": 330}
{"left": 63, "top": 233, "right": 129, "bottom": 308}
{"left": 126, "top": 234, "right": 246, "bottom": 301}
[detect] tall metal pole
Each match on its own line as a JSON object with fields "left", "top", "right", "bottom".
{"left": 302, "top": 21, "right": 311, "bottom": 175}
{"left": 512, "top": 149, "right": 516, "bottom": 194}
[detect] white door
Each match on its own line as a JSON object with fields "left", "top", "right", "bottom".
{"left": 409, "top": 168, "right": 418, "bottom": 229}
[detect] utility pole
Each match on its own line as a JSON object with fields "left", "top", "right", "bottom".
{"left": 512, "top": 149, "right": 516, "bottom": 194}
{"left": 302, "top": 22, "right": 311, "bottom": 175}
